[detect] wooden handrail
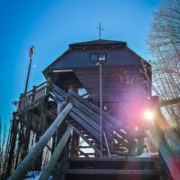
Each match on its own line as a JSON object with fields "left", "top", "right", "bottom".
{"left": 159, "top": 97, "right": 180, "bottom": 107}
{"left": 39, "top": 125, "right": 73, "bottom": 180}
{"left": 8, "top": 102, "right": 72, "bottom": 180}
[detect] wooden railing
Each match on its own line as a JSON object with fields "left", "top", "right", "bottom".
{"left": 18, "top": 81, "right": 50, "bottom": 111}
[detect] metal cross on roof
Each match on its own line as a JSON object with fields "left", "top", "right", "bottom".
{"left": 97, "top": 23, "right": 104, "bottom": 39}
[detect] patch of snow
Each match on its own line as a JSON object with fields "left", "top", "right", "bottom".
{"left": 24, "top": 170, "right": 52, "bottom": 180}
{"left": 138, "top": 152, "right": 158, "bottom": 158}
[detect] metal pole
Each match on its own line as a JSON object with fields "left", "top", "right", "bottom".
{"left": 24, "top": 58, "right": 32, "bottom": 94}
{"left": 103, "top": 130, "right": 111, "bottom": 157}
{"left": 24, "top": 46, "right": 34, "bottom": 94}
{"left": 99, "top": 63, "right": 103, "bottom": 157}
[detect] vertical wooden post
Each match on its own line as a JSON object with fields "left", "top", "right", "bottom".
{"left": 56, "top": 102, "right": 66, "bottom": 146}
{"left": 51, "top": 134, "right": 56, "bottom": 155}
{"left": 70, "top": 132, "right": 78, "bottom": 157}
{"left": 4, "top": 115, "right": 18, "bottom": 179}
{"left": 41, "top": 99, "right": 48, "bottom": 135}
{"left": 34, "top": 133, "right": 43, "bottom": 171}
{"left": 136, "top": 139, "right": 144, "bottom": 156}
{"left": 33, "top": 99, "right": 48, "bottom": 170}
{"left": 21, "top": 112, "right": 31, "bottom": 161}
{"left": 55, "top": 102, "right": 68, "bottom": 162}
{"left": 32, "top": 85, "right": 37, "bottom": 102}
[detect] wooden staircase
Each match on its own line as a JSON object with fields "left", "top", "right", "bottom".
{"left": 50, "top": 83, "right": 138, "bottom": 157}
{"left": 8, "top": 82, "right": 171, "bottom": 180}
{"left": 48, "top": 84, "right": 168, "bottom": 179}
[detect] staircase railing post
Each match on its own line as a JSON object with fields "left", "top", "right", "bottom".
{"left": 56, "top": 102, "right": 67, "bottom": 146}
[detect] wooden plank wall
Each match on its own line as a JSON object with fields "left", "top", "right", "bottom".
{"left": 74, "top": 66, "right": 150, "bottom": 103}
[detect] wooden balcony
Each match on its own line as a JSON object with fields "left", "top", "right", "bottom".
{"left": 18, "top": 81, "right": 51, "bottom": 112}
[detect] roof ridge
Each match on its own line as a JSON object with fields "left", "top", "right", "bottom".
{"left": 69, "top": 39, "right": 127, "bottom": 47}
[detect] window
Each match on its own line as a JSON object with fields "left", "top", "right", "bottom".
{"left": 90, "top": 53, "right": 106, "bottom": 62}
{"left": 99, "top": 54, "right": 105, "bottom": 61}
{"left": 91, "top": 54, "right": 98, "bottom": 61}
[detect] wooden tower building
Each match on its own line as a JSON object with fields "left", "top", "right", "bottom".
{"left": 5, "top": 39, "right": 174, "bottom": 180}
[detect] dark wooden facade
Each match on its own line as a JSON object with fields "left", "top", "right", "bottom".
{"left": 43, "top": 39, "right": 151, "bottom": 127}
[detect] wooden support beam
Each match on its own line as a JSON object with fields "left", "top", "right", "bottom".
{"left": 8, "top": 102, "right": 72, "bottom": 180}
{"left": 136, "top": 139, "right": 144, "bottom": 156}
{"left": 21, "top": 112, "right": 31, "bottom": 160}
{"left": 78, "top": 146, "right": 92, "bottom": 149}
{"left": 45, "top": 144, "right": 52, "bottom": 152}
{"left": 40, "top": 99, "right": 48, "bottom": 135}
{"left": 4, "top": 117, "right": 18, "bottom": 178}
{"left": 70, "top": 132, "right": 78, "bottom": 157}
{"left": 39, "top": 125, "right": 72, "bottom": 180}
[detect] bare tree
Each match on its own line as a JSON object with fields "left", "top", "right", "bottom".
{"left": 146, "top": 0, "right": 180, "bottom": 130}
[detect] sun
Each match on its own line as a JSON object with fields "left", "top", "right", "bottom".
{"left": 145, "top": 109, "right": 153, "bottom": 121}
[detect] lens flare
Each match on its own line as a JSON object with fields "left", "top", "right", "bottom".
{"left": 145, "top": 110, "right": 153, "bottom": 121}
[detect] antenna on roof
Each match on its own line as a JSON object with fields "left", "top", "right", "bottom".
{"left": 97, "top": 23, "right": 103, "bottom": 39}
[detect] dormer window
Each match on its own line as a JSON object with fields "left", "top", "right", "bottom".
{"left": 90, "top": 53, "right": 106, "bottom": 62}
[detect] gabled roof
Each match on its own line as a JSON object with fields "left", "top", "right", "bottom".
{"left": 43, "top": 39, "right": 149, "bottom": 78}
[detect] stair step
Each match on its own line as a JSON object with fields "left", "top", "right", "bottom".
{"left": 113, "top": 147, "right": 127, "bottom": 151}
{"left": 64, "top": 157, "right": 161, "bottom": 169}
{"left": 84, "top": 135, "right": 94, "bottom": 139}
{"left": 56, "top": 157, "right": 165, "bottom": 180}
{"left": 63, "top": 169, "right": 162, "bottom": 175}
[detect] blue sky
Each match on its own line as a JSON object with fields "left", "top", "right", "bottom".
{"left": 0, "top": 0, "right": 160, "bottom": 128}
